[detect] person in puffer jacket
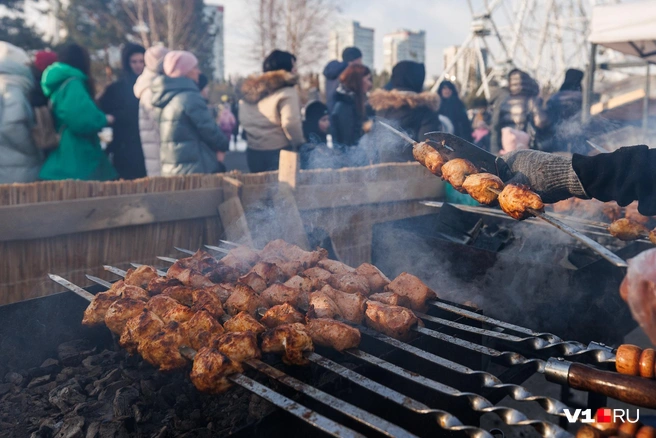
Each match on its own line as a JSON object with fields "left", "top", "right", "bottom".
{"left": 134, "top": 45, "right": 169, "bottom": 176}
{"left": 490, "top": 69, "right": 548, "bottom": 153}
{"left": 151, "top": 51, "right": 228, "bottom": 176}
{"left": 0, "top": 41, "right": 43, "bottom": 183}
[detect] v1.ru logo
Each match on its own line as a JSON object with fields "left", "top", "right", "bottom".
{"left": 563, "top": 408, "right": 639, "bottom": 424}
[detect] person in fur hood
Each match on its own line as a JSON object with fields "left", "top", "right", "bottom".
{"left": 367, "top": 61, "right": 442, "bottom": 163}
{"left": 239, "top": 50, "right": 305, "bottom": 173}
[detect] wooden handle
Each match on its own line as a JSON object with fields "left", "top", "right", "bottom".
{"left": 568, "top": 362, "right": 656, "bottom": 408}
{"left": 616, "top": 344, "right": 656, "bottom": 379}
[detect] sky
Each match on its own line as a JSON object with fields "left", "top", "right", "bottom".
{"left": 205, "top": 0, "right": 473, "bottom": 79}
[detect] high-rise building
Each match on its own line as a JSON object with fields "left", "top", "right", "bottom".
{"left": 328, "top": 20, "right": 374, "bottom": 68}
{"left": 442, "top": 45, "right": 488, "bottom": 84}
{"left": 203, "top": 4, "right": 225, "bottom": 81}
{"left": 383, "top": 30, "right": 426, "bottom": 73}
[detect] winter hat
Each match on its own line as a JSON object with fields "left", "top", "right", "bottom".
{"left": 437, "top": 80, "right": 458, "bottom": 98}
{"left": 560, "top": 68, "right": 584, "bottom": 92}
{"left": 121, "top": 43, "right": 145, "bottom": 74}
{"left": 163, "top": 50, "right": 198, "bottom": 78}
{"left": 390, "top": 61, "right": 426, "bottom": 93}
{"left": 342, "top": 47, "right": 362, "bottom": 63}
{"left": 303, "top": 100, "right": 329, "bottom": 142}
{"left": 144, "top": 45, "right": 169, "bottom": 72}
{"left": 34, "top": 50, "right": 58, "bottom": 72}
{"left": 263, "top": 50, "right": 296, "bottom": 73}
{"left": 0, "top": 41, "right": 31, "bottom": 66}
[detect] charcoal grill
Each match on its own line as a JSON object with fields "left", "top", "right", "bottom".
{"left": 2, "top": 245, "right": 654, "bottom": 438}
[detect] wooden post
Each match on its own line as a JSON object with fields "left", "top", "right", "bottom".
{"left": 218, "top": 177, "right": 253, "bottom": 246}
{"left": 278, "top": 149, "right": 300, "bottom": 189}
{"left": 273, "top": 150, "right": 310, "bottom": 249}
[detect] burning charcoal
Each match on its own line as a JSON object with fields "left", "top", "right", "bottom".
{"left": 28, "top": 375, "right": 53, "bottom": 389}
{"left": 54, "top": 415, "right": 84, "bottom": 438}
{"left": 57, "top": 340, "right": 96, "bottom": 367}
{"left": 34, "top": 359, "right": 61, "bottom": 377}
{"left": 81, "top": 351, "right": 118, "bottom": 370}
{"left": 37, "top": 418, "right": 58, "bottom": 438}
{"left": 48, "top": 382, "right": 86, "bottom": 412}
{"left": 5, "top": 371, "right": 24, "bottom": 386}
{"left": 97, "top": 380, "right": 130, "bottom": 402}
{"left": 247, "top": 393, "right": 275, "bottom": 420}
{"left": 92, "top": 369, "right": 121, "bottom": 391}
{"left": 73, "top": 401, "right": 112, "bottom": 422}
{"left": 32, "top": 381, "right": 58, "bottom": 396}
{"left": 112, "top": 386, "right": 139, "bottom": 418}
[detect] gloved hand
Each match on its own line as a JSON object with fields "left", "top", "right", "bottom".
{"left": 500, "top": 149, "right": 588, "bottom": 204}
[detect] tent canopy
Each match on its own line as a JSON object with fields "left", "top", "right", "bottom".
{"left": 589, "top": 1, "right": 656, "bottom": 62}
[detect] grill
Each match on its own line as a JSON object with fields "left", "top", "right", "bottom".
{"left": 1, "top": 243, "right": 654, "bottom": 438}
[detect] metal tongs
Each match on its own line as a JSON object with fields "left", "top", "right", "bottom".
{"left": 377, "top": 122, "right": 628, "bottom": 268}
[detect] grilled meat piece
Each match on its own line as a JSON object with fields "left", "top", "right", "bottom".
{"left": 119, "top": 309, "right": 164, "bottom": 354}
{"left": 162, "top": 286, "right": 195, "bottom": 306}
{"left": 327, "top": 272, "right": 370, "bottom": 296}
{"left": 82, "top": 291, "right": 120, "bottom": 326}
{"left": 207, "top": 283, "right": 234, "bottom": 303}
{"left": 441, "top": 158, "right": 478, "bottom": 193}
{"left": 318, "top": 259, "right": 355, "bottom": 276}
{"left": 355, "top": 263, "right": 390, "bottom": 294}
{"left": 385, "top": 272, "right": 437, "bottom": 312}
{"left": 124, "top": 265, "right": 159, "bottom": 289}
{"left": 223, "top": 311, "right": 266, "bottom": 335}
{"left": 238, "top": 271, "right": 268, "bottom": 293}
{"left": 321, "top": 285, "right": 366, "bottom": 324}
{"left": 462, "top": 173, "right": 504, "bottom": 205}
{"left": 118, "top": 285, "right": 150, "bottom": 301}
{"left": 104, "top": 298, "right": 147, "bottom": 335}
{"left": 223, "top": 245, "right": 261, "bottom": 267}
{"left": 146, "top": 295, "right": 195, "bottom": 324}
{"left": 498, "top": 184, "right": 544, "bottom": 220}
{"left": 140, "top": 321, "right": 189, "bottom": 371}
{"left": 285, "top": 275, "right": 321, "bottom": 293}
{"left": 260, "top": 284, "right": 301, "bottom": 308}
{"left": 147, "top": 276, "right": 182, "bottom": 296}
{"left": 186, "top": 250, "right": 221, "bottom": 273}
{"left": 190, "top": 347, "right": 243, "bottom": 394}
{"left": 191, "top": 288, "right": 225, "bottom": 319}
{"left": 307, "top": 291, "right": 342, "bottom": 320}
{"left": 609, "top": 218, "right": 648, "bottom": 241}
{"left": 306, "top": 318, "right": 361, "bottom": 352}
{"left": 224, "top": 284, "right": 267, "bottom": 316}
{"left": 365, "top": 301, "right": 419, "bottom": 341}
{"left": 260, "top": 239, "right": 327, "bottom": 268}
{"left": 212, "top": 332, "right": 261, "bottom": 362}
{"left": 368, "top": 292, "right": 410, "bottom": 307}
{"left": 261, "top": 323, "right": 314, "bottom": 366}
{"left": 260, "top": 303, "right": 305, "bottom": 328}
{"left": 166, "top": 262, "right": 215, "bottom": 288}
{"left": 303, "top": 267, "right": 333, "bottom": 281}
{"left": 205, "top": 264, "right": 241, "bottom": 283}
{"left": 413, "top": 142, "right": 446, "bottom": 176}
{"left": 250, "top": 262, "right": 286, "bottom": 285}
{"left": 181, "top": 310, "right": 224, "bottom": 350}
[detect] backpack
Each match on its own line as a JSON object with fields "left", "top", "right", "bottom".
{"left": 31, "top": 77, "right": 76, "bottom": 150}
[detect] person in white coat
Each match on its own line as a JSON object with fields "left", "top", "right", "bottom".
{"left": 133, "top": 45, "right": 169, "bottom": 176}
{"left": 0, "top": 41, "right": 43, "bottom": 183}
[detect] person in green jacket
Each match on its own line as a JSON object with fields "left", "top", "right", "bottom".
{"left": 39, "top": 44, "right": 117, "bottom": 181}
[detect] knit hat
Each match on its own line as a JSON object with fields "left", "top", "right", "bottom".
{"left": 342, "top": 47, "right": 362, "bottom": 63}
{"left": 0, "top": 42, "right": 30, "bottom": 66}
{"left": 34, "top": 50, "right": 58, "bottom": 72}
{"left": 390, "top": 61, "right": 425, "bottom": 93}
{"left": 263, "top": 50, "right": 296, "bottom": 73}
{"left": 163, "top": 50, "right": 198, "bottom": 78}
{"left": 560, "top": 68, "right": 584, "bottom": 92}
{"left": 144, "top": 45, "right": 169, "bottom": 72}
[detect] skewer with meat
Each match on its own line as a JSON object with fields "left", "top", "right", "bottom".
{"left": 212, "top": 332, "right": 261, "bottom": 362}
{"left": 81, "top": 282, "right": 149, "bottom": 327}
{"left": 260, "top": 283, "right": 302, "bottom": 308}
{"left": 222, "top": 311, "right": 266, "bottom": 335}
{"left": 364, "top": 300, "right": 419, "bottom": 341}
{"left": 191, "top": 288, "right": 225, "bottom": 319}
{"left": 320, "top": 285, "right": 366, "bottom": 324}
{"left": 189, "top": 347, "right": 243, "bottom": 393}
{"left": 462, "top": 173, "right": 505, "bottom": 205}
{"left": 609, "top": 218, "right": 648, "bottom": 241}
{"left": 497, "top": 183, "right": 545, "bottom": 220}
{"left": 441, "top": 158, "right": 478, "bottom": 193}
{"left": 260, "top": 303, "right": 305, "bottom": 328}
{"left": 385, "top": 272, "right": 437, "bottom": 312}
{"left": 307, "top": 290, "right": 342, "bottom": 320}
{"left": 180, "top": 310, "right": 224, "bottom": 350}
{"left": 119, "top": 309, "right": 165, "bottom": 354}
{"left": 327, "top": 272, "right": 370, "bottom": 296}
{"left": 306, "top": 318, "right": 361, "bottom": 352}
{"left": 355, "top": 263, "right": 390, "bottom": 294}
{"left": 124, "top": 265, "right": 159, "bottom": 289}
{"left": 224, "top": 284, "right": 267, "bottom": 316}
{"left": 259, "top": 239, "right": 328, "bottom": 268}
{"left": 368, "top": 292, "right": 410, "bottom": 307}
{"left": 413, "top": 141, "right": 447, "bottom": 176}
{"left": 261, "top": 323, "right": 314, "bottom": 365}
{"left": 139, "top": 321, "right": 189, "bottom": 371}
{"left": 146, "top": 276, "right": 182, "bottom": 296}
{"left": 318, "top": 259, "right": 355, "bottom": 276}
{"left": 104, "top": 297, "right": 147, "bottom": 335}
{"left": 146, "top": 295, "right": 195, "bottom": 324}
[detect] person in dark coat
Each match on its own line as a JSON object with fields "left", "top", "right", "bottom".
{"left": 300, "top": 100, "right": 341, "bottom": 169}
{"left": 366, "top": 61, "right": 442, "bottom": 162}
{"left": 542, "top": 68, "right": 584, "bottom": 153}
{"left": 98, "top": 43, "right": 146, "bottom": 179}
{"left": 323, "top": 47, "right": 362, "bottom": 113}
{"left": 437, "top": 80, "right": 472, "bottom": 142}
{"left": 330, "top": 64, "right": 372, "bottom": 148}
{"left": 490, "top": 69, "right": 548, "bottom": 154}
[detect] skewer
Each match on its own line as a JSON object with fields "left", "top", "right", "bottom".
{"left": 205, "top": 244, "right": 230, "bottom": 254}
{"left": 174, "top": 247, "right": 196, "bottom": 255}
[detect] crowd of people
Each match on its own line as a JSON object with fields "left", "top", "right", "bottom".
{"left": 0, "top": 38, "right": 592, "bottom": 183}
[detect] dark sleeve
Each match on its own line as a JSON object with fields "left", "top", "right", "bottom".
{"left": 572, "top": 145, "right": 656, "bottom": 215}
{"left": 330, "top": 103, "right": 356, "bottom": 146}
{"left": 97, "top": 82, "right": 121, "bottom": 115}
{"left": 459, "top": 107, "right": 473, "bottom": 142}
{"left": 184, "top": 92, "right": 228, "bottom": 152}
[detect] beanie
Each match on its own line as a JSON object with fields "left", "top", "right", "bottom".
{"left": 34, "top": 51, "right": 58, "bottom": 73}
{"left": 342, "top": 47, "right": 362, "bottom": 63}
{"left": 144, "top": 45, "right": 169, "bottom": 72}
{"left": 163, "top": 50, "right": 198, "bottom": 78}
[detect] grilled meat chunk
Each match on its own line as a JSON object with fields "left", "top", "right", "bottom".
{"left": 104, "top": 298, "right": 147, "bottom": 335}
{"left": 223, "top": 311, "right": 266, "bottom": 335}
{"left": 368, "top": 292, "right": 410, "bottom": 307}
{"left": 498, "top": 184, "right": 544, "bottom": 220}
{"left": 224, "top": 284, "right": 267, "bottom": 316}
{"left": 413, "top": 141, "right": 446, "bottom": 176}
{"left": 212, "top": 332, "right": 261, "bottom": 362}
{"left": 260, "top": 284, "right": 301, "bottom": 308}
{"left": 318, "top": 259, "right": 355, "bottom": 276}
{"left": 441, "top": 158, "right": 478, "bottom": 193}
{"left": 119, "top": 309, "right": 164, "bottom": 354}
{"left": 191, "top": 288, "right": 225, "bottom": 319}
{"left": 307, "top": 291, "right": 342, "bottom": 320}
{"left": 385, "top": 272, "right": 437, "bottom": 312}
{"left": 190, "top": 347, "right": 243, "bottom": 393}
{"left": 355, "top": 263, "right": 390, "bottom": 294}
{"left": 609, "top": 218, "right": 648, "bottom": 241}
{"left": 205, "top": 264, "right": 241, "bottom": 283}
{"left": 303, "top": 267, "right": 333, "bottom": 282}
{"left": 82, "top": 291, "right": 120, "bottom": 326}
{"left": 285, "top": 275, "right": 321, "bottom": 293}
{"left": 223, "top": 245, "right": 261, "bottom": 267}
{"left": 260, "top": 303, "right": 305, "bottom": 328}
{"left": 139, "top": 321, "right": 188, "bottom": 371}
{"left": 238, "top": 271, "right": 268, "bottom": 293}
{"left": 124, "top": 265, "right": 159, "bottom": 289}
{"left": 260, "top": 239, "right": 327, "bottom": 268}
{"left": 261, "top": 323, "right": 314, "bottom": 366}
{"left": 321, "top": 285, "right": 366, "bottom": 324}
{"left": 306, "top": 318, "right": 361, "bottom": 352}
{"left": 118, "top": 285, "right": 150, "bottom": 301}
{"left": 250, "top": 262, "right": 286, "bottom": 285}
{"left": 462, "top": 173, "right": 505, "bottom": 205}
{"left": 365, "top": 301, "right": 419, "bottom": 341}
{"left": 147, "top": 277, "right": 182, "bottom": 296}
{"left": 166, "top": 262, "right": 215, "bottom": 288}
{"left": 181, "top": 310, "right": 224, "bottom": 350}
{"left": 162, "top": 286, "right": 195, "bottom": 306}
{"left": 146, "top": 295, "right": 195, "bottom": 324}
{"left": 327, "top": 272, "right": 370, "bottom": 296}
{"left": 207, "top": 283, "right": 234, "bottom": 303}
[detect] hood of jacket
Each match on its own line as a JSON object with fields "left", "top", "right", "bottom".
{"left": 151, "top": 75, "right": 199, "bottom": 108}
{"left": 41, "top": 62, "right": 87, "bottom": 98}
{"left": 323, "top": 60, "right": 347, "bottom": 80}
{"left": 134, "top": 68, "right": 158, "bottom": 99}
{"left": 0, "top": 59, "right": 34, "bottom": 94}
{"left": 368, "top": 89, "right": 440, "bottom": 112}
{"left": 121, "top": 43, "right": 146, "bottom": 85}
{"left": 240, "top": 70, "right": 298, "bottom": 104}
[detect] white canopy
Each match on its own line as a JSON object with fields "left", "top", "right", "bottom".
{"left": 589, "top": 1, "right": 656, "bottom": 63}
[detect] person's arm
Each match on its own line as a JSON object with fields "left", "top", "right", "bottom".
{"left": 56, "top": 79, "right": 108, "bottom": 135}
{"left": 184, "top": 92, "right": 228, "bottom": 152}
{"left": 278, "top": 90, "right": 305, "bottom": 148}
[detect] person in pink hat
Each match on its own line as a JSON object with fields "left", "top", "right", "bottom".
{"left": 150, "top": 51, "right": 228, "bottom": 175}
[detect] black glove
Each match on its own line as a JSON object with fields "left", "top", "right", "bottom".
{"left": 500, "top": 149, "right": 588, "bottom": 203}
